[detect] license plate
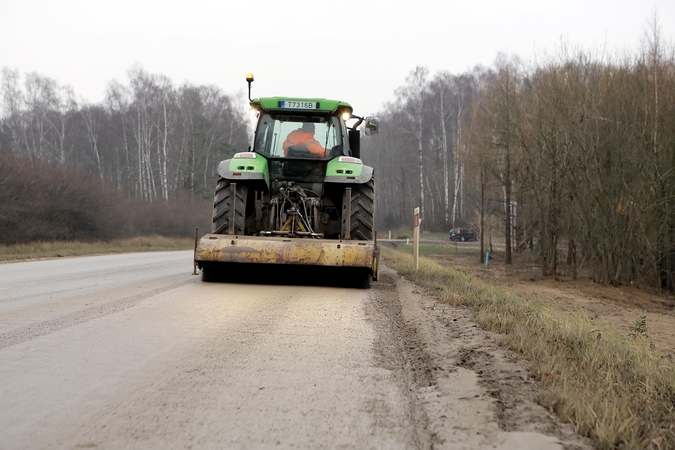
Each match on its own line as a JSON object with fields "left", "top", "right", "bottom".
{"left": 281, "top": 100, "right": 317, "bottom": 109}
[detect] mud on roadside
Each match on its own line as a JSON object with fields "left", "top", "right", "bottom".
{"left": 367, "top": 267, "right": 594, "bottom": 450}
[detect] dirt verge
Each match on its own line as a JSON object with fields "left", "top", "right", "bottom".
{"left": 429, "top": 251, "right": 675, "bottom": 356}
{"left": 370, "top": 267, "right": 594, "bottom": 449}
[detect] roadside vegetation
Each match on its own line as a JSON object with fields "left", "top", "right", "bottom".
{"left": 0, "top": 67, "right": 239, "bottom": 248}
{"left": 389, "top": 242, "right": 481, "bottom": 257}
{"left": 367, "top": 20, "right": 675, "bottom": 294}
{"left": 0, "top": 236, "right": 194, "bottom": 262}
{"left": 0, "top": 152, "right": 211, "bottom": 245}
{"left": 384, "top": 247, "right": 675, "bottom": 450}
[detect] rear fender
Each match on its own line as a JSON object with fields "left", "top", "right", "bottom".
{"left": 325, "top": 161, "right": 373, "bottom": 184}
{"left": 217, "top": 155, "right": 269, "bottom": 188}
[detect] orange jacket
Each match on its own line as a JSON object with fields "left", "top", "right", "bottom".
{"left": 283, "top": 130, "right": 326, "bottom": 157}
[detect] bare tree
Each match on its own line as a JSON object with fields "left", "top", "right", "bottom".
{"left": 397, "top": 66, "right": 430, "bottom": 221}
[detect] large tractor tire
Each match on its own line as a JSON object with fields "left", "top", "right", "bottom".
{"left": 212, "top": 179, "right": 248, "bottom": 235}
{"left": 344, "top": 178, "right": 375, "bottom": 240}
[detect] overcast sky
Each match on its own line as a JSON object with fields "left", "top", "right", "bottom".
{"left": 1, "top": 0, "right": 673, "bottom": 115}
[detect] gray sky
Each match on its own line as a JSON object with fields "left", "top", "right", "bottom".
{"left": 1, "top": 0, "right": 673, "bottom": 115}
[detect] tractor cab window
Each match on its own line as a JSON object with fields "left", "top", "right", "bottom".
{"left": 254, "top": 114, "right": 342, "bottom": 159}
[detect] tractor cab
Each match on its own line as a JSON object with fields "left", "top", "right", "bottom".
{"left": 253, "top": 112, "right": 347, "bottom": 185}
{"left": 254, "top": 114, "right": 346, "bottom": 161}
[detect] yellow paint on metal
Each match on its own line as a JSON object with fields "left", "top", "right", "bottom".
{"left": 195, "top": 234, "right": 374, "bottom": 269}
{"left": 280, "top": 215, "right": 306, "bottom": 233}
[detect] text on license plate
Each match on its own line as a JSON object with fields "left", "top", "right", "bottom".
{"left": 281, "top": 101, "right": 317, "bottom": 109}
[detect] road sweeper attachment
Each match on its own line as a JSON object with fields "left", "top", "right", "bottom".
{"left": 194, "top": 74, "right": 380, "bottom": 287}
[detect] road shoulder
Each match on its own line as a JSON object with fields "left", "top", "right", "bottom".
{"left": 370, "top": 267, "right": 594, "bottom": 450}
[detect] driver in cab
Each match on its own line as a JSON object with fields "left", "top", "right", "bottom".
{"left": 282, "top": 122, "right": 326, "bottom": 157}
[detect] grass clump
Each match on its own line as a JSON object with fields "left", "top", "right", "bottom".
{"left": 0, "top": 236, "right": 194, "bottom": 262}
{"left": 390, "top": 243, "right": 481, "bottom": 256}
{"left": 383, "top": 247, "right": 675, "bottom": 449}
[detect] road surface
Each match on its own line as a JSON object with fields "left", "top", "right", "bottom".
{"left": 0, "top": 252, "right": 591, "bottom": 449}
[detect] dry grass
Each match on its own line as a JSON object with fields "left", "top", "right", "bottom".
{"left": 383, "top": 247, "right": 675, "bottom": 450}
{"left": 0, "top": 236, "right": 195, "bottom": 262}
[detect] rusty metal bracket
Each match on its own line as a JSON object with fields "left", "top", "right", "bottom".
{"left": 342, "top": 187, "right": 352, "bottom": 240}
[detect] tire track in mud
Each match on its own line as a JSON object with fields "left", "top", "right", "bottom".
{"left": 0, "top": 278, "right": 194, "bottom": 350}
{"left": 366, "top": 268, "right": 437, "bottom": 449}
{"left": 369, "top": 267, "right": 594, "bottom": 450}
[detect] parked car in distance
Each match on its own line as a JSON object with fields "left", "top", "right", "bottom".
{"left": 449, "top": 227, "right": 477, "bottom": 242}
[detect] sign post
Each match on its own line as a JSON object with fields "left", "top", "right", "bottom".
{"left": 413, "top": 207, "right": 420, "bottom": 270}
{"left": 193, "top": 227, "right": 199, "bottom": 275}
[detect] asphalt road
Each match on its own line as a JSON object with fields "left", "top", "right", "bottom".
{"left": 0, "top": 252, "right": 588, "bottom": 449}
{"left": 0, "top": 252, "right": 418, "bottom": 449}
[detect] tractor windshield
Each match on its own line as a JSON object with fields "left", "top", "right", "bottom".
{"left": 254, "top": 114, "right": 342, "bottom": 160}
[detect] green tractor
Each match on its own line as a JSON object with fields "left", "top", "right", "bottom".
{"left": 195, "top": 74, "right": 380, "bottom": 287}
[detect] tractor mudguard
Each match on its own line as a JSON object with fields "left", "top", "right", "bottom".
{"left": 325, "top": 162, "right": 373, "bottom": 184}
{"left": 217, "top": 155, "right": 269, "bottom": 187}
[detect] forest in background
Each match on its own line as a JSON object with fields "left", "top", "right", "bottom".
{"left": 0, "top": 65, "right": 249, "bottom": 244}
{"left": 364, "top": 21, "right": 675, "bottom": 292}
{"left": 2, "top": 20, "right": 675, "bottom": 292}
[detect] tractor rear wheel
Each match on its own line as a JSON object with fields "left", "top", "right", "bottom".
{"left": 345, "top": 178, "right": 375, "bottom": 240}
{"left": 212, "top": 179, "right": 248, "bottom": 234}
